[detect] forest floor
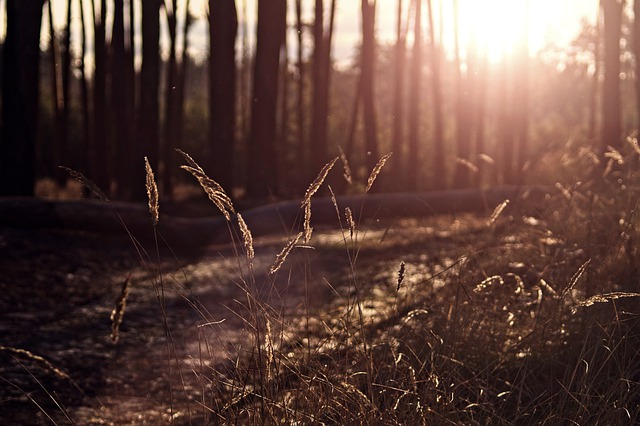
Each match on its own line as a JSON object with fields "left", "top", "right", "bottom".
{"left": 1, "top": 193, "right": 639, "bottom": 424}
{"left": 0, "top": 208, "right": 495, "bottom": 424}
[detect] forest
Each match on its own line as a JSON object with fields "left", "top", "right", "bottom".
{"left": 4, "top": 0, "right": 640, "bottom": 424}
{"left": 0, "top": 0, "right": 634, "bottom": 201}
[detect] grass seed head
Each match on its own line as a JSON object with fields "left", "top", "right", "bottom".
{"left": 303, "top": 157, "right": 339, "bottom": 206}
{"left": 303, "top": 200, "right": 313, "bottom": 243}
{"left": 366, "top": 152, "right": 393, "bottom": 193}
{"left": 110, "top": 274, "right": 131, "bottom": 343}
{"left": 144, "top": 157, "right": 159, "bottom": 226}
{"left": 60, "top": 166, "right": 110, "bottom": 203}
{"left": 269, "top": 232, "right": 303, "bottom": 275}
{"left": 237, "top": 213, "right": 254, "bottom": 261}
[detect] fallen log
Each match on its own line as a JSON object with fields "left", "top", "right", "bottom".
{"left": 0, "top": 185, "right": 549, "bottom": 246}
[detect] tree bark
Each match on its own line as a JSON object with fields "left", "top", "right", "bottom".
{"left": 0, "top": 0, "right": 45, "bottom": 196}
{"left": 310, "top": 0, "right": 337, "bottom": 174}
{"left": 407, "top": 0, "right": 422, "bottom": 191}
{"left": 426, "top": 0, "right": 445, "bottom": 188}
{"left": 361, "top": 0, "right": 379, "bottom": 175}
{"left": 111, "top": 0, "right": 134, "bottom": 198}
{"left": 390, "top": 0, "right": 406, "bottom": 190}
{"left": 209, "top": 0, "right": 238, "bottom": 192}
{"left": 295, "top": 0, "right": 307, "bottom": 185}
{"left": 91, "top": 0, "right": 109, "bottom": 193}
{"left": 162, "top": 0, "right": 179, "bottom": 197}
{"left": 452, "top": 0, "right": 471, "bottom": 189}
{"left": 601, "top": 0, "right": 624, "bottom": 150}
{"left": 633, "top": 0, "right": 640, "bottom": 130}
{"left": 247, "top": 0, "right": 287, "bottom": 197}
{"left": 134, "top": 0, "right": 162, "bottom": 200}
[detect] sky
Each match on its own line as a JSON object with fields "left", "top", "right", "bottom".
{"left": 187, "top": 0, "right": 600, "bottom": 65}
{"left": 0, "top": 0, "right": 601, "bottom": 68}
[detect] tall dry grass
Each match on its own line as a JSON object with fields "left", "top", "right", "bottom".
{"left": 17, "top": 142, "right": 640, "bottom": 424}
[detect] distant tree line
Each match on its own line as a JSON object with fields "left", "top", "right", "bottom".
{"left": 0, "top": 0, "right": 638, "bottom": 201}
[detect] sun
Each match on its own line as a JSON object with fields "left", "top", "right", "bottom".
{"left": 456, "top": 0, "right": 531, "bottom": 62}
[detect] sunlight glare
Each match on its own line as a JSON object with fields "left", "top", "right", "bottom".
{"left": 457, "top": 0, "right": 529, "bottom": 62}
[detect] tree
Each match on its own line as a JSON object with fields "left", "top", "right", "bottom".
{"left": 162, "top": 0, "right": 180, "bottom": 196}
{"left": 0, "top": 0, "right": 45, "bottom": 196}
{"left": 91, "top": 0, "right": 109, "bottom": 193}
{"left": 310, "top": 0, "right": 337, "bottom": 173}
{"left": 407, "top": 0, "right": 422, "bottom": 190}
{"left": 601, "top": 0, "right": 624, "bottom": 150}
{"left": 134, "top": 0, "right": 162, "bottom": 200}
{"left": 390, "top": 0, "right": 407, "bottom": 190}
{"left": 247, "top": 0, "right": 287, "bottom": 197}
{"left": 426, "top": 0, "right": 444, "bottom": 188}
{"left": 633, "top": 0, "right": 640, "bottom": 129}
{"left": 361, "top": 0, "right": 379, "bottom": 174}
{"left": 209, "top": 0, "right": 238, "bottom": 192}
{"left": 111, "top": 0, "right": 135, "bottom": 198}
{"left": 452, "top": 0, "right": 472, "bottom": 188}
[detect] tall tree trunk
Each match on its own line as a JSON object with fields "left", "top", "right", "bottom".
{"left": 0, "top": 0, "right": 45, "bottom": 196}
{"left": 278, "top": 20, "right": 290, "bottom": 191}
{"left": 361, "top": 0, "right": 379, "bottom": 175}
{"left": 473, "top": 49, "right": 488, "bottom": 187}
{"left": 92, "top": 0, "right": 109, "bottom": 193}
{"left": 310, "top": 0, "right": 337, "bottom": 174}
{"left": 633, "top": 0, "right": 640, "bottom": 130}
{"left": 390, "top": 0, "right": 406, "bottom": 190}
{"left": 47, "top": 0, "right": 63, "bottom": 181}
{"left": 514, "top": 1, "right": 530, "bottom": 184}
{"left": 77, "top": 0, "right": 91, "bottom": 174}
{"left": 497, "top": 50, "right": 513, "bottom": 184}
{"left": 111, "top": 0, "right": 133, "bottom": 198}
{"left": 452, "top": 0, "right": 471, "bottom": 189}
{"left": 162, "top": 0, "right": 179, "bottom": 197}
{"left": 601, "top": 0, "right": 624, "bottom": 151}
{"left": 407, "top": 0, "right": 422, "bottom": 191}
{"left": 247, "top": 0, "right": 286, "bottom": 197}
{"left": 426, "top": 0, "right": 444, "bottom": 188}
{"left": 295, "top": 0, "right": 307, "bottom": 185}
{"left": 209, "top": 0, "right": 238, "bottom": 192}
{"left": 589, "top": 5, "right": 602, "bottom": 142}
{"left": 175, "top": 0, "right": 193, "bottom": 157}
{"left": 60, "top": 0, "right": 72, "bottom": 178}
{"left": 134, "top": 0, "right": 162, "bottom": 200}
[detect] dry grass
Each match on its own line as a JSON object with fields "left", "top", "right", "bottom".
{"left": 23, "top": 148, "right": 640, "bottom": 424}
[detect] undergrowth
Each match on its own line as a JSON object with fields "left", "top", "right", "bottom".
{"left": 6, "top": 140, "right": 640, "bottom": 425}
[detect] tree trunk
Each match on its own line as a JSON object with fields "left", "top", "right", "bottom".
{"left": 134, "top": 0, "right": 161, "bottom": 200}
{"left": 0, "top": 0, "right": 45, "bottom": 196}
{"left": 91, "top": 0, "right": 109, "bottom": 193}
{"left": 295, "top": 0, "right": 307, "bottom": 186}
{"left": 47, "top": 1, "right": 63, "bottom": 181}
{"left": 111, "top": 0, "right": 133, "bottom": 198}
{"left": 407, "top": 0, "right": 422, "bottom": 191}
{"left": 247, "top": 0, "right": 287, "bottom": 197}
{"left": 601, "top": 0, "right": 623, "bottom": 150}
{"left": 209, "top": 0, "right": 238, "bottom": 192}
{"left": 426, "top": 0, "right": 444, "bottom": 188}
{"left": 633, "top": 0, "right": 640, "bottom": 130}
{"left": 390, "top": 0, "right": 406, "bottom": 190}
{"left": 452, "top": 0, "right": 471, "bottom": 189}
{"left": 162, "top": 0, "right": 179, "bottom": 197}
{"left": 175, "top": 0, "right": 193, "bottom": 159}
{"left": 589, "top": 6, "right": 601, "bottom": 142}
{"left": 361, "top": 0, "right": 379, "bottom": 175}
{"left": 514, "top": 1, "right": 530, "bottom": 184}
{"left": 278, "top": 20, "right": 290, "bottom": 191}
{"left": 77, "top": 0, "right": 91, "bottom": 177}
{"left": 310, "top": 0, "right": 337, "bottom": 174}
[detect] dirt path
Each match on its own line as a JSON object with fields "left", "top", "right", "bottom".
{"left": 0, "top": 211, "right": 501, "bottom": 424}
